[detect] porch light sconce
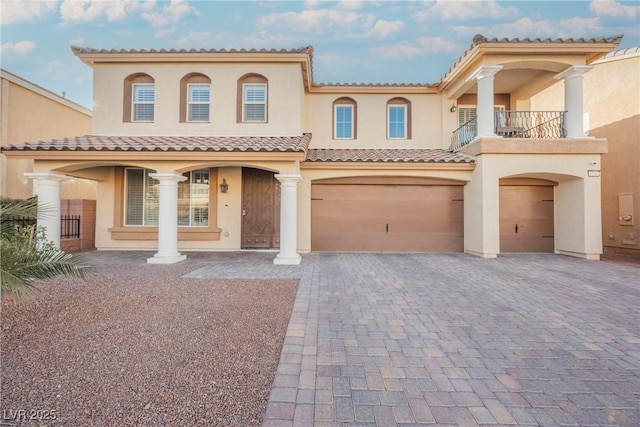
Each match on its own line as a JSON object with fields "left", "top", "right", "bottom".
{"left": 450, "top": 104, "right": 457, "bottom": 113}
{"left": 220, "top": 178, "right": 229, "bottom": 193}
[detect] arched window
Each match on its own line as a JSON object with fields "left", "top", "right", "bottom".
{"left": 123, "top": 73, "right": 154, "bottom": 122}
{"left": 387, "top": 97, "right": 411, "bottom": 139}
{"left": 333, "top": 97, "right": 357, "bottom": 139}
{"left": 180, "top": 73, "right": 211, "bottom": 122}
{"left": 237, "top": 73, "right": 268, "bottom": 123}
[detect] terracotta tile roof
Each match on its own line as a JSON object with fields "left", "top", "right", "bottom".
{"left": 441, "top": 33, "right": 623, "bottom": 83}
{"left": 305, "top": 149, "right": 475, "bottom": 163}
{"left": 71, "top": 46, "right": 313, "bottom": 55}
{"left": 2, "top": 134, "right": 312, "bottom": 153}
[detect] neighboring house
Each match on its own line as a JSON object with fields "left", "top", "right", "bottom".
{"left": 529, "top": 46, "right": 640, "bottom": 254}
{"left": 0, "top": 69, "right": 93, "bottom": 200}
{"left": 1, "top": 35, "right": 623, "bottom": 263}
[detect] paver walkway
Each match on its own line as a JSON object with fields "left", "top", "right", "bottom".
{"left": 84, "top": 250, "right": 639, "bottom": 426}
{"left": 255, "top": 253, "right": 639, "bottom": 427}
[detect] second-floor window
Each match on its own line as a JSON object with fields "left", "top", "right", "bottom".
{"left": 187, "top": 84, "right": 210, "bottom": 122}
{"left": 388, "top": 105, "right": 406, "bottom": 139}
{"left": 132, "top": 83, "right": 155, "bottom": 122}
{"left": 243, "top": 83, "right": 267, "bottom": 122}
{"left": 333, "top": 97, "right": 357, "bottom": 139}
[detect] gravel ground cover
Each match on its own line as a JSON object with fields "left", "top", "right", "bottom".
{"left": 1, "top": 262, "right": 299, "bottom": 426}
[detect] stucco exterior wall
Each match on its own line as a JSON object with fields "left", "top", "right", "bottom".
{"left": 304, "top": 93, "right": 445, "bottom": 149}
{"left": 530, "top": 52, "right": 640, "bottom": 252}
{"left": 1, "top": 74, "right": 92, "bottom": 198}
{"left": 91, "top": 63, "right": 304, "bottom": 136}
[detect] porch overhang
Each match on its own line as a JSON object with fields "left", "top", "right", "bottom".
{"left": 457, "top": 137, "right": 608, "bottom": 156}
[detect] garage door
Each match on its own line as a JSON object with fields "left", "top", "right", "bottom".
{"left": 311, "top": 177, "right": 464, "bottom": 252}
{"left": 500, "top": 179, "right": 555, "bottom": 253}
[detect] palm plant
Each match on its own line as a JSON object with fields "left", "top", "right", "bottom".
{"left": 1, "top": 196, "right": 92, "bottom": 298}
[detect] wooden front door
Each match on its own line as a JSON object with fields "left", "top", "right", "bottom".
{"left": 500, "top": 184, "right": 554, "bottom": 253}
{"left": 242, "top": 168, "right": 280, "bottom": 249}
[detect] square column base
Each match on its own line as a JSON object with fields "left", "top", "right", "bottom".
{"left": 273, "top": 253, "right": 302, "bottom": 265}
{"left": 147, "top": 253, "right": 187, "bottom": 264}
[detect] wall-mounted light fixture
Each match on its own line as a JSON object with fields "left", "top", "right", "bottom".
{"left": 220, "top": 178, "right": 229, "bottom": 193}
{"left": 450, "top": 104, "right": 457, "bottom": 113}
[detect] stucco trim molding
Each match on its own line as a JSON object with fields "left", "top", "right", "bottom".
{"left": 458, "top": 137, "right": 608, "bottom": 156}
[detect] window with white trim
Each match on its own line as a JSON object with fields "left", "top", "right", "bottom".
{"left": 242, "top": 83, "right": 267, "bottom": 122}
{"left": 125, "top": 168, "right": 209, "bottom": 227}
{"left": 132, "top": 84, "right": 155, "bottom": 122}
{"left": 187, "top": 84, "right": 210, "bottom": 122}
{"left": 334, "top": 104, "right": 354, "bottom": 139}
{"left": 388, "top": 104, "right": 407, "bottom": 139}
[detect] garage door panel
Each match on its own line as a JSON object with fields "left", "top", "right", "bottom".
{"left": 311, "top": 181, "right": 463, "bottom": 252}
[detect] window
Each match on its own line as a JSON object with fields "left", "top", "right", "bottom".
{"left": 132, "top": 83, "right": 155, "bottom": 122}
{"left": 123, "top": 73, "right": 154, "bottom": 123}
{"left": 125, "top": 168, "right": 209, "bottom": 227}
{"left": 178, "top": 169, "right": 210, "bottom": 226}
{"left": 187, "top": 84, "right": 210, "bottom": 122}
{"left": 388, "top": 105, "right": 406, "bottom": 139}
{"left": 333, "top": 97, "right": 356, "bottom": 139}
{"left": 180, "top": 73, "right": 211, "bottom": 123}
{"left": 125, "top": 168, "right": 159, "bottom": 225}
{"left": 237, "top": 74, "right": 268, "bottom": 123}
{"left": 387, "top": 98, "right": 411, "bottom": 139}
{"left": 243, "top": 83, "right": 267, "bottom": 122}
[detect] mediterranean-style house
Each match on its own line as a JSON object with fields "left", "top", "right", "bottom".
{"left": 0, "top": 69, "right": 93, "bottom": 199}
{"left": 1, "top": 34, "right": 624, "bottom": 264}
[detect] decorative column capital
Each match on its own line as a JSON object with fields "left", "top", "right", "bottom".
{"left": 24, "top": 172, "right": 71, "bottom": 183}
{"left": 275, "top": 174, "right": 302, "bottom": 186}
{"left": 555, "top": 65, "right": 594, "bottom": 81}
{"left": 469, "top": 65, "right": 503, "bottom": 82}
{"left": 148, "top": 172, "right": 187, "bottom": 183}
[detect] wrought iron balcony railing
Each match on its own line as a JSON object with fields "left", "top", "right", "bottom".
{"left": 450, "top": 110, "right": 567, "bottom": 151}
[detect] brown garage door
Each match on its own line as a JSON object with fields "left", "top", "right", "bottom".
{"left": 500, "top": 179, "right": 555, "bottom": 253}
{"left": 311, "top": 177, "right": 464, "bottom": 252}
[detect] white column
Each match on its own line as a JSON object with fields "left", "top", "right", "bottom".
{"left": 24, "top": 172, "right": 70, "bottom": 248}
{"left": 469, "top": 65, "right": 503, "bottom": 137}
{"left": 274, "top": 174, "right": 302, "bottom": 265}
{"left": 147, "top": 173, "right": 187, "bottom": 264}
{"left": 555, "top": 65, "right": 593, "bottom": 138}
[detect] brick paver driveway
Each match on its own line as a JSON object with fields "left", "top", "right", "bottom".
{"left": 257, "top": 253, "right": 639, "bottom": 426}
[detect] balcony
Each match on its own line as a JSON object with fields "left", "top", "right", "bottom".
{"left": 451, "top": 110, "right": 566, "bottom": 152}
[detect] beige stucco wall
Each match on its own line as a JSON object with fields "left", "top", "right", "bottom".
{"left": 91, "top": 63, "right": 304, "bottom": 136}
{"left": 462, "top": 151, "right": 604, "bottom": 259}
{"left": 1, "top": 76, "right": 93, "bottom": 199}
{"left": 530, "top": 52, "right": 640, "bottom": 252}
{"left": 304, "top": 93, "right": 446, "bottom": 149}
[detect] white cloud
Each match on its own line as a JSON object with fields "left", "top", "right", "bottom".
{"left": 1, "top": 1, "right": 57, "bottom": 25}
{"left": 338, "top": 0, "right": 366, "bottom": 10}
{"left": 369, "top": 43, "right": 424, "bottom": 60}
{"left": 453, "top": 16, "right": 605, "bottom": 40}
{"left": 70, "top": 37, "right": 85, "bottom": 45}
{"left": 142, "top": 0, "right": 200, "bottom": 29}
{"left": 369, "top": 20, "right": 405, "bottom": 39}
{"left": 60, "top": 0, "right": 155, "bottom": 24}
{"left": 414, "top": 0, "right": 518, "bottom": 22}
{"left": 590, "top": 0, "right": 639, "bottom": 19}
{"left": 1, "top": 40, "right": 37, "bottom": 55}
{"left": 416, "top": 36, "right": 460, "bottom": 53}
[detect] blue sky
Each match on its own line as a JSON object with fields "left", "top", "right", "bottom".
{"left": 2, "top": 0, "right": 639, "bottom": 109}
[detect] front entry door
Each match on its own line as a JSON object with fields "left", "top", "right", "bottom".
{"left": 242, "top": 168, "right": 280, "bottom": 249}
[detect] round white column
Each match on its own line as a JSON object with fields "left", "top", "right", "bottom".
{"left": 24, "top": 172, "right": 70, "bottom": 248}
{"left": 147, "top": 173, "right": 187, "bottom": 264}
{"left": 471, "top": 65, "right": 502, "bottom": 137}
{"left": 555, "top": 65, "right": 593, "bottom": 138}
{"left": 274, "top": 174, "right": 302, "bottom": 265}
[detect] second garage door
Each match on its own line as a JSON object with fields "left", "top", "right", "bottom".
{"left": 311, "top": 177, "right": 464, "bottom": 252}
